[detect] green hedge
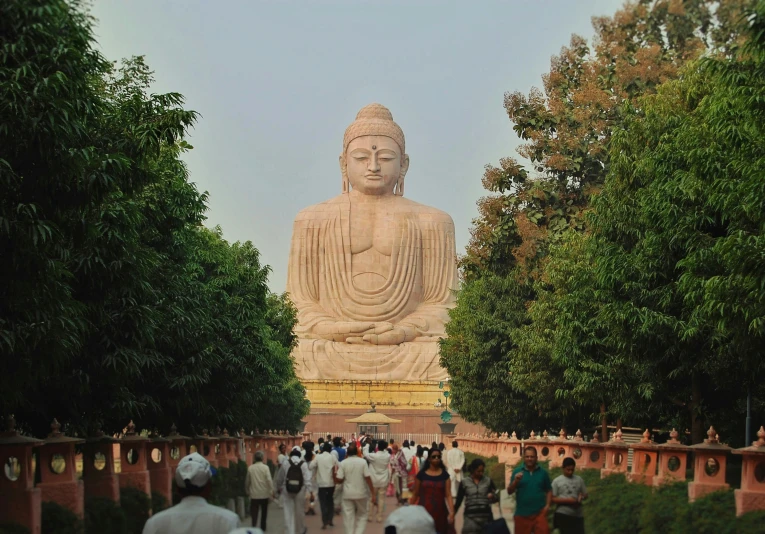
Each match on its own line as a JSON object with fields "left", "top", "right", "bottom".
{"left": 467, "top": 453, "right": 765, "bottom": 533}
{"left": 84, "top": 497, "right": 127, "bottom": 534}
{"left": 119, "top": 487, "right": 151, "bottom": 534}
{"left": 41, "top": 501, "right": 83, "bottom": 534}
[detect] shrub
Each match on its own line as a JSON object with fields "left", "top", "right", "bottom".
{"left": 585, "top": 473, "right": 650, "bottom": 534}
{"left": 638, "top": 482, "right": 689, "bottom": 534}
{"left": 733, "top": 509, "right": 765, "bottom": 531}
{"left": 41, "top": 501, "right": 83, "bottom": 534}
{"left": 84, "top": 497, "right": 127, "bottom": 534}
{"left": 119, "top": 487, "right": 151, "bottom": 534}
{"left": 0, "top": 524, "right": 30, "bottom": 534}
{"left": 151, "top": 491, "right": 168, "bottom": 514}
{"left": 674, "top": 489, "right": 736, "bottom": 534}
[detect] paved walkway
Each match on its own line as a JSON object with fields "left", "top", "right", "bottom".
{"left": 242, "top": 491, "right": 515, "bottom": 533}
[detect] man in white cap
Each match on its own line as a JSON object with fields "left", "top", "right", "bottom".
{"left": 142, "top": 452, "right": 239, "bottom": 534}
{"left": 384, "top": 505, "right": 436, "bottom": 534}
{"left": 275, "top": 446, "right": 313, "bottom": 534}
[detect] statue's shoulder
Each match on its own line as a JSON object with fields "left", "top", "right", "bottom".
{"left": 399, "top": 198, "right": 454, "bottom": 226}
{"left": 294, "top": 195, "right": 346, "bottom": 222}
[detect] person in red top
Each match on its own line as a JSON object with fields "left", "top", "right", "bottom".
{"left": 410, "top": 448, "right": 455, "bottom": 534}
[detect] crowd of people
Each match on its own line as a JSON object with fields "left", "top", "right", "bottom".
{"left": 142, "top": 435, "right": 590, "bottom": 534}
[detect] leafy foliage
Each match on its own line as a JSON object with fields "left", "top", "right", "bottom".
{"left": 41, "top": 501, "right": 83, "bottom": 534}
{"left": 442, "top": 0, "right": 764, "bottom": 441}
{"left": 0, "top": 0, "right": 308, "bottom": 438}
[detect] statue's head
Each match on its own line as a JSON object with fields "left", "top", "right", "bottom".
{"left": 340, "top": 103, "right": 409, "bottom": 196}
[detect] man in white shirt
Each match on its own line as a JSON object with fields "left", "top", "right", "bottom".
{"left": 245, "top": 450, "right": 273, "bottom": 531}
{"left": 316, "top": 442, "right": 339, "bottom": 529}
{"left": 275, "top": 447, "right": 313, "bottom": 534}
{"left": 334, "top": 443, "right": 376, "bottom": 534}
{"left": 402, "top": 439, "right": 415, "bottom": 470}
{"left": 365, "top": 439, "right": 391, "bottom": 523}
{"left": 445, "top": 440, "right": 466, "bottom": 498}
{"left": 142, "top": 452, "right": 239, "bottom": 534}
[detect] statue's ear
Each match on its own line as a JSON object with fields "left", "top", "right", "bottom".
{"left": 339, "top": 154, "right": 349, "bottom": 193}
{"left": 401, "top": 154, "right": 410, "bottom": 177}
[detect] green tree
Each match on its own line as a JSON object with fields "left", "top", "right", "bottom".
{"left": 1, "top": 1, "right": 308, "bottom": 437}
{"left": 443, "top": 0, "right": 756, "bottom": 436}
{"left": 579, "top": 0, "right": 765, "bottom": 443}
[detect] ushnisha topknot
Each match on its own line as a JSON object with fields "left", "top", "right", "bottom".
{"left": 343, "top": 103, "right": 405, "bottom": 154}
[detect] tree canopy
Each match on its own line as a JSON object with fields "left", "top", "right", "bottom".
{"left": 0, "top": 0, "right": 308, "bottom": 438}
{"left": 442, "top": 0, "right": 764, "bottom": 444}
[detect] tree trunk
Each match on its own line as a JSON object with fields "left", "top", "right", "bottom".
{"left": 690, "top": 372, "right": 704, "bottom": 444}
{"left": 600, "top": 403, "right": 608, "bottom": 442}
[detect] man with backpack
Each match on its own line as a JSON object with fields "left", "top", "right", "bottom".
{"left": 275, "top": 446, "right": 313, "bottom": 534}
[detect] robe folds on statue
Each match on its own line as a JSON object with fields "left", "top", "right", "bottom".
{"left": 286, "top": 194, "right": 458, "bottom": 381}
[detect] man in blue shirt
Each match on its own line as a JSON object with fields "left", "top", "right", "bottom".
{"left": 507, "top": 447, "right": 552, "bottom": 534}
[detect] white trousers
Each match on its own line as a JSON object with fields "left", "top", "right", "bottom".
{"left": 368, "top": 486, "right": 386, "bottom": 521}
{"left": 333, "top": 483, "right": 344, "bottom": 510}
{"left": 282, "top": 489, "right": 306, "bottom": 534}
{"left": 342, "top": 497, "right": 369, "bottom": 534}
{"left": 449, "top": 470, "right": 462, "bottom": 498}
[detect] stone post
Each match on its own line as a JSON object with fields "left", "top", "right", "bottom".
{"left": 167, "top": 424, "right": 191, "bottom": 471}
{"left": 82, "top": 428, "right": 119, "bottom": 501}
{"left": 147, "top": 433, "right": 172, "bottom": 507}
{"left": 214, "top": 428, "right": 237, "bottom": 468}
{"left": 0, "top": 415, "right": 43, "bottom": 534}
{"left": 576, "top": 432, "right": 605, "bottom": 471}
{"left": 37, "top": 419, "right": 85, "bottom": 518}
{"left": 239, "top": 428, "right": 254, "bottom": 465}
{"left": 500, "top": 432, "right": 522, "bottom": 467}
{"left": 653, "top": 429, "right": 688, "bottom": 487}
{"left": 194, "top": 430, "right": 219, "bottom": 468}
{"left": 550, "top": 429, "right": 571, "bottom": 469}
{"left": 688, "top": 426, "right": 730, "bottom": 502}
{"left": 732, "top": 425, "right": 765, "bottom": 515}
{"left": 118, "top": 421, "right": 151, "bottom": 496}
{"left": 629, "top": 430, "right": 659, "bottom": 485}
{"left": 601, "top": 428, "right": 630, "bottom": 478}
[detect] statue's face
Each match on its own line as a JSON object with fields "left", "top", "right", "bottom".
{"left": 342, "top": 135, "right": 409, "bottom": 196}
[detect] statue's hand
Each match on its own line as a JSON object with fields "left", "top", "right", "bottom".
{"left": 313, "top": 321, "right": 376, "bottom": 342}
{"left": 362, "top": 325, "right": 418, "bottom": 345}
{"left": 346, "top": 322, "right": 395, "bottom": 344}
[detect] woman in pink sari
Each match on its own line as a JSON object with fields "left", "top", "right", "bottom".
{"left": 389, "top": 443, "right": 409, "bottom": 505}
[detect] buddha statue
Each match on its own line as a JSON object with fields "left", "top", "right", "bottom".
{"left": 286, "top": 103, "right": 458, "bottom": 381}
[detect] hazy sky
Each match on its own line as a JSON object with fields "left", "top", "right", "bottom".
{"left": 91, "top": 0, "right": 625, "bottom": 292}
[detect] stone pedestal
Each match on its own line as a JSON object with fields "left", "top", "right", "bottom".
{"left": 550, "top": 430, "right": 572, "bottom": 469}
{"left": 37, "top": 419, "right": 85, "bottom": 518}
{"left": 601, "top": 429, "right": 630, "bottom": 479}
{"left": 733, "top": 426, "right": 765, "bottom": 516}
{"left": 147, "top": 436, "right": 172, "bottom": 507}
{"left": 499, "top": 433, "right": 522, "bottom": 466}
{"left": 653, "top": 429, "right": 688, "bottom": 487}
{"left": 82, "top": 432, "right": 120, "bottom": 501}
{"left": 118, "top": 421, "right": 151, "bottom": 496}
{"left": 167, "top": 425, "right": 191, "bottom": 472}
{"left": 193, "top": 431, "right": 219, "bottom": 469}
{"left": 0, "top": 416, "right": 43, "bottom": 534}
{"left": 239, "top": 429, "right": 254, "bottom": 465}
{"left": 214, "top": 429, "right": 238, "bottom": 468}
{"left": 688, "top": 427, "right": 730, "bottom": 502}
{"left": 629, "top": 431, "right": 658, "bottom": 485}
